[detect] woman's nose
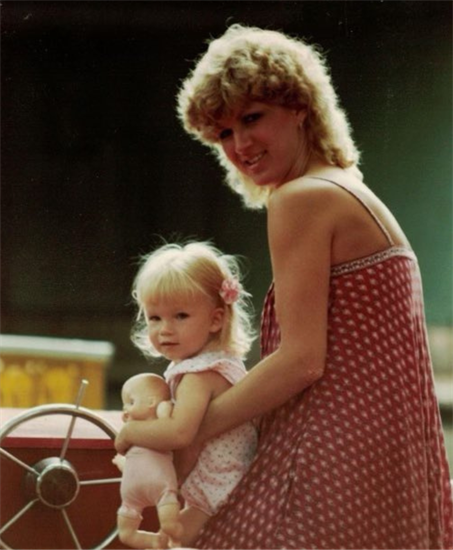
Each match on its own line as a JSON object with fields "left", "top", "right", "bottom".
{"left": 234, "top": 129, "right": 252, "bottom": 153}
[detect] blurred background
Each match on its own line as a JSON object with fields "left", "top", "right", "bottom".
{"left": 1, "top": 1, "right": 451, "bottom": 458}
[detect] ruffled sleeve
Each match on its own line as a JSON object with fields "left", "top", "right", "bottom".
{"left": 164, "top": 351, "right": 247, "bottom": 398}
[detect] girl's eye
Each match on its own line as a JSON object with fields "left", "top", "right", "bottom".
{"left": 219, "top": 128, "right": 232, "bottom": 141}
{"left": 176, "top": 312, "right": 189, "bottom": 320}
{"left": 148, "top": 315, "right": 160, "bottom": 322}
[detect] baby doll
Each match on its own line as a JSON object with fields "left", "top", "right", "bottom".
{"left": 112, "top": 372, "right": 182, "bottom": 549}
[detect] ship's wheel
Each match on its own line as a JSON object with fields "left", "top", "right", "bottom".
{"left": 0, "top": 381, "right": 122, "bottom": 549}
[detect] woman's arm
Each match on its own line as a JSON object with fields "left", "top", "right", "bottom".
{"left": 115, "top": 370, "right": 228, "bottom": 454}
{"left": 194, "top": 179, "right": 334, "bottom": 444}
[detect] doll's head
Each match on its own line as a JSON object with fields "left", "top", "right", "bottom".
{"left": 121, "top": 373, "right": 170, "bottom": 422}
{"left": 131, "top": 241, "right": 255, "bottom": 359}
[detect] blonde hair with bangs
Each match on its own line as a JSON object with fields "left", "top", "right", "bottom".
{"left": 177, "top": 24, "right": 362, "bottom": 209}
{"left": 131, "top": 241, "right": 255, "bottom": 358}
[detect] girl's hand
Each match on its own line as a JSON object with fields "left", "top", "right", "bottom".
{"left": 157, "top": 400, "right": 174, "bottom": 419}
{"left": 173, "top": 439, "right": 204, "bottom": 485}
{"left": 115, "top": 423, "right": 131, "bottom": 455}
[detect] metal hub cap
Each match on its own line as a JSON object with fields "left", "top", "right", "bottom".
{"left": 25, "top": 458, "right": 80, "bottom": 508}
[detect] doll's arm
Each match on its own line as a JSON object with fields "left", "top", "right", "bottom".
{"left": 112, "top": 453, "right": 126, "bottom": 472}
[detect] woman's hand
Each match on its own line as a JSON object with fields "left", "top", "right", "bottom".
{"left": 173, "top": 439, "right": 204, "bottom": 485}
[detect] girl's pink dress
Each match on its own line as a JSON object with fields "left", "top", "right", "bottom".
{"left": 194, "top": 180, "right": 453, "bottom": 549}
{"left": 164, "top": 351, "right": 257, "bottom": 516}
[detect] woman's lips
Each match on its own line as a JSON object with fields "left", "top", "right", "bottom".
{"left": 244, "top": 152, "right": 265, "bottom": 166}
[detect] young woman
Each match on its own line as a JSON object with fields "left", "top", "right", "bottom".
{"left": 174, "top": 24, "right": 453, "bottom": 549}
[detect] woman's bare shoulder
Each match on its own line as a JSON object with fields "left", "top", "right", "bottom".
{"left": 268, "top": 175, "right": 344, "bottom": 215}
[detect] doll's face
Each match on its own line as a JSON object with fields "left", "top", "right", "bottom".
{"left": 121, "top": 382, "right": 157, "bottom": 422}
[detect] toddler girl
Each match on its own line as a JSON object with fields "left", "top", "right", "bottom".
{"left": 115, "top": 241, "right": 258, "bottom": 548}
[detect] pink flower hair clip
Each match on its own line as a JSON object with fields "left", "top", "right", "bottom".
{"left": 219, "top": 277, "right": 242, "bottom": 305}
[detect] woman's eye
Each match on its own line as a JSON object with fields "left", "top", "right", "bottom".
{"left": 243, "top": 112, "right": 261, "bottom": 124}
{"left": 219, "top": 128, "right": 232, "bottom": 140}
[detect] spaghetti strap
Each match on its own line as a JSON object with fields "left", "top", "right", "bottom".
{"left": 308, "top": 176, "right": 395, "bottom": 247}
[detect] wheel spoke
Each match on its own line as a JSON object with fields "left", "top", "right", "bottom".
{"left": 0, "top": 447, "right": 36, "bottom": 474}
{"left": 61, "top": 508, "right": 82, "bottom": 550}
{"left": 60, "top": 379, "right": 89, "bottom": 461}
{"left": 80, "top": 476, "right": 121, "bottom": 486}
{"left": 0, "top": 499, "right": 38, "bottom": 536}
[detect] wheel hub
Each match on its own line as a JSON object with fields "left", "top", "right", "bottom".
{"left": 24, "top": 457, "right": 80, "bottom": 508}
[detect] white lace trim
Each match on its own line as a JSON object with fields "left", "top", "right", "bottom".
{"left": 330, "top": 246, "right": 416, "bottom": 277}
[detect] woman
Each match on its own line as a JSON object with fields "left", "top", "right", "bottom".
{"left": 175, "top": 24, "right": 453, "bottom": 549}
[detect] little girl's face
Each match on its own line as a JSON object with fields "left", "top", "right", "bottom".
{"left": 144, "top": 293, "right": 224, "bottom": 362}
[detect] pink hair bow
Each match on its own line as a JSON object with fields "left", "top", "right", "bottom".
{"left": 219, "top": 278, "right": 242, "bottom": 305}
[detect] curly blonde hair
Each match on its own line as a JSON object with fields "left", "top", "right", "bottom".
{"left": 177, "top": 24, "right": 362, "bottom": 209}
{"left": 131, "top": 241, "right": 256, "bottom": 358}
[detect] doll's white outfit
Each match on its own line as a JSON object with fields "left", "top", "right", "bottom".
{"left": 164, "top": 351, "right": 258, "bottom": 516}
{"left": 118, "top": 446, "right": 178, "bottom": 520}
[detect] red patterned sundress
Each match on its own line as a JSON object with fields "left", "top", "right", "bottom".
{"left": 195, "top": 181, "right": 453, "bottom": 549}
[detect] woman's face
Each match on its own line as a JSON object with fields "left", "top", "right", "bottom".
{"left": 217, "top": 101, "right": 308, "bottom": 187}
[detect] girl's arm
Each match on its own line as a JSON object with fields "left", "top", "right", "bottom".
{"left": 191, "top": 179, "right": 334, "bottom": 445}
{"left": 115, "top": 370, "right": 229, "bottom": 454}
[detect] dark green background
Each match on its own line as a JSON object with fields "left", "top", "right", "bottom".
{"left": 1, "top": 1, "right": 451, "bottom": 398}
